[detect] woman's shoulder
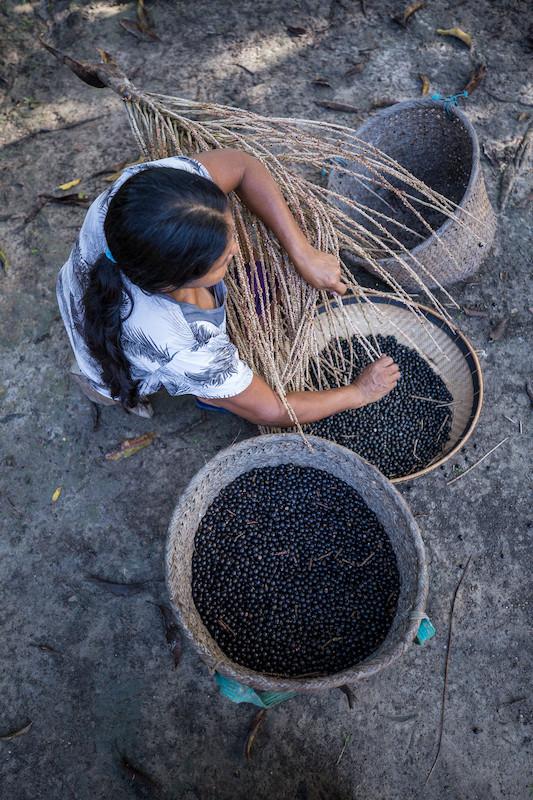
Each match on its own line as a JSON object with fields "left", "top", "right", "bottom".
{"left": 142, "top": 155, "right": 213, "bottom": 182}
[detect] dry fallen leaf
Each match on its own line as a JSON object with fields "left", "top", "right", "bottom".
{"left": 312, "top": 77, "right": 332, "bottom": 87}
{"left": 57, "top": 178, "right": 81, "bottom": 191}
{"left": 40, "top": 192, "right": 90, "bottom": 207}
{"left": 29, "top": 642, "right": 62, "bottom": 655}
{"left": 136, "top": 0, "right": 152, "bottom": 32}
{"left": 103, "top": 158, "right": 145, "bottom": 182}
{"left": 120, "top": 754, "right": 161, "bottom": 796}
{"left": 51, "top": 486, "right": 62, "bottom": 503}
{"left": 464, "top": 63, "right": 487, "bottom": 95}
{"left": 339, "top": 684, "right": 356, "bottom": 709}
{"left": 157, "top": 604, "right": 182, "bottom": 668}
{"left": 436, "top": 27, "right": 473, "bottom": 48}
{"left": 0, "top": 248, "right": 9, "bottom": 274}
{"left": 344, "top": 62, "right": 365, "bottom": 78}
{"left": 419, "top": 74, "right": 431, "bottom": 96}
{"left": 245, "top": 709, "right": 267, "bottom": 760}
{"left": 86, "top": 575, "right": 149, "bottom": 596}
{"left": 287, "top": 25, "right": 307, "bottom": 36}
{"left": 489, "top": 317, "right": 509, "bottom": 341}
{"left": 0, "top": 721, "right": 32, "bottom": 741}
{"left": 119, "top": 0, "right": 159, "bottom": 41}
{"left": 463, "top": 307, "right": 489, "bottom": 318}
{"left": 105, "top": 431, "right": 157, "bottom": 461}
{"left": 315, "top": 100, "right": 360, "bottom": 113}
{"left": 119, "top": 19, "right": 159, "bottom": 41}
{"left": 371, "top": 98, "right": 397, "bottom": 109}
{"left": 395, "top": 1, "right": 426, "bottom": 27}
{"left": 96, "top": 49, "right": 116, "bottom": 65}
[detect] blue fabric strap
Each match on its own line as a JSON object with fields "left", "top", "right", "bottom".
{"left": 431, "top": 91, "right": 468, "bottom": 115}
{"left": 104, "top": 246, "right": 117, "bottom": 263}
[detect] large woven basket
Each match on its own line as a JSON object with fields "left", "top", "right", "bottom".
{"left": 309, "top": 293, "right": 483, "bottom": 482}
{"left": 166, "top": 434, "right": 428, "bottom": 692}
{"left": 328, "top": 99, "right": 497, "bottom": 291}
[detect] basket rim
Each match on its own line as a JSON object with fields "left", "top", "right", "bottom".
{"left": 340, "top": 97, "right": 481, "bottom": 261}
{"left": 315, "top": 291, "right": 484, "bottom": 483}
{"left": 165, "top": 433, "right": 428, "bottom": 691}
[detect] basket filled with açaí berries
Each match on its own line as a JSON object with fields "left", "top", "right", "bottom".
{"left": 166, "top": 434, "right": 428, "bottom": 693}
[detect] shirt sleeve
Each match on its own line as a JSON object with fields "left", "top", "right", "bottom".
{"left": 160, "top": 322, "right": 253, "bottom": 399}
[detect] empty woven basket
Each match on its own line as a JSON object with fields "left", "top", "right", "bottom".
{"left": 308, "top": 293, "right": 484, "bottom": 482}
{"left": 328, "top": 99, "right": 497, "bottom": 291}
{"left": 166, "top": 434, "right": 428, "bottom": 693}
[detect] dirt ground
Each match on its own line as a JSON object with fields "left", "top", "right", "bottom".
{"left": 0, "top": 1, "right": 532, "bottom": 799}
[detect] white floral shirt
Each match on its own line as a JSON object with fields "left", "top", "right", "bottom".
{"left": 56, "top": 156, "right": 253, "bottom": 400}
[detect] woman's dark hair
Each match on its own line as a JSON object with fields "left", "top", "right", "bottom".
{"left": 82, "top": 166, "right": 230, "bottom": 408}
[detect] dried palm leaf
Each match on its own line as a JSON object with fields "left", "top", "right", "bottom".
{"left": 42, "top": 44, "right": 488, "bottom": 428}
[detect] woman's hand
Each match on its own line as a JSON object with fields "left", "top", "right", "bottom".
{"left": 292, "top": 245, "right": 348, "bottom": 295}
{"left": 349, "top": 356, "right": 401, "bottom": 407}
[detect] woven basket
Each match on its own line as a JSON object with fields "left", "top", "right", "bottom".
{"left": 328, "top": 99, "right": 497, "bottom": 291}
{"left": 166, "top": 434, "right": 428, "bottom": 692}
{"left": 310, "top": 293, "right": 483, "bottom": 482}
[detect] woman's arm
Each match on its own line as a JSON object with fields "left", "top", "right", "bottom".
{"left": 194, "top": 149, "right": 347, "bottom": 294}
{"left": 196, "top": 356, "right": 400, "bottom": 427}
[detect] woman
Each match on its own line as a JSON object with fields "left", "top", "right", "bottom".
{"left": 57, "top": 150, "right": 399, "bottom": 423}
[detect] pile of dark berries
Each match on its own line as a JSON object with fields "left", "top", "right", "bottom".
{"left": 305, "top": 334, "right": 453, "bottom": 478}
{"left": 192, "top": 464, "right": 401, "bottom": 677}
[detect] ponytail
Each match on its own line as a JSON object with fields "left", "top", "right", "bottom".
{"left": 82, "top": 252, "right": 139, "bottom": 407}
{"left": 81, "top": 164, "right": 231, "bottom": 404}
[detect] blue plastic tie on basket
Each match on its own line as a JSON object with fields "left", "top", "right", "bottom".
{"left": 215, "top": 673, "right": 297, "bottom": 707}
{"left": 415, "top": 616, "right": 436, "bottom": 645}
{"left": 431, "top": 91, "right": 468, "bottom": 115}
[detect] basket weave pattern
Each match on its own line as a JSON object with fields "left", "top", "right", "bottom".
{"left": 307, "top": 294, "right": 484, "bottom": 482}
{"left": 166, "top": 434, "right": 428, "bottom": 692}
{"left": 330, "top": 101, "right": 497, "bottom": 291}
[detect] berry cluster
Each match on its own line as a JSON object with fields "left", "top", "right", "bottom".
{"left": 305, "top": 335, "right": 453, "bottom": 478}
{"left": 192, "top": 465, "right": 401, "bottom": 677}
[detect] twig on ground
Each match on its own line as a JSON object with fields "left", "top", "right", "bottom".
{"left": 3, "top": 114, "right": 108, "bottom": 151}
{"left": 425, "top": 556, "right": 472, "bottom": 785}
{"left": 336, "top": 733, "right": 352, "bottom": 765}
{"left": 233, "top": 63, "right": 255, "bottom": 76}
{"left": 499, "top": 122, "right": 533, "bottom": 210}
{"left": 447, "top": 437, "right": 509, "bottom": 485}
{"left": 245, "top": 709, "right": 267, "bottom": 760}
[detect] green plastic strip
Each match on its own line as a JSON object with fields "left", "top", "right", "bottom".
{"left": 415, "top": 617, "right": 436, "bottom": 645}
{"left": 215, "top": 673, "right": 296, "bottom": 707}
